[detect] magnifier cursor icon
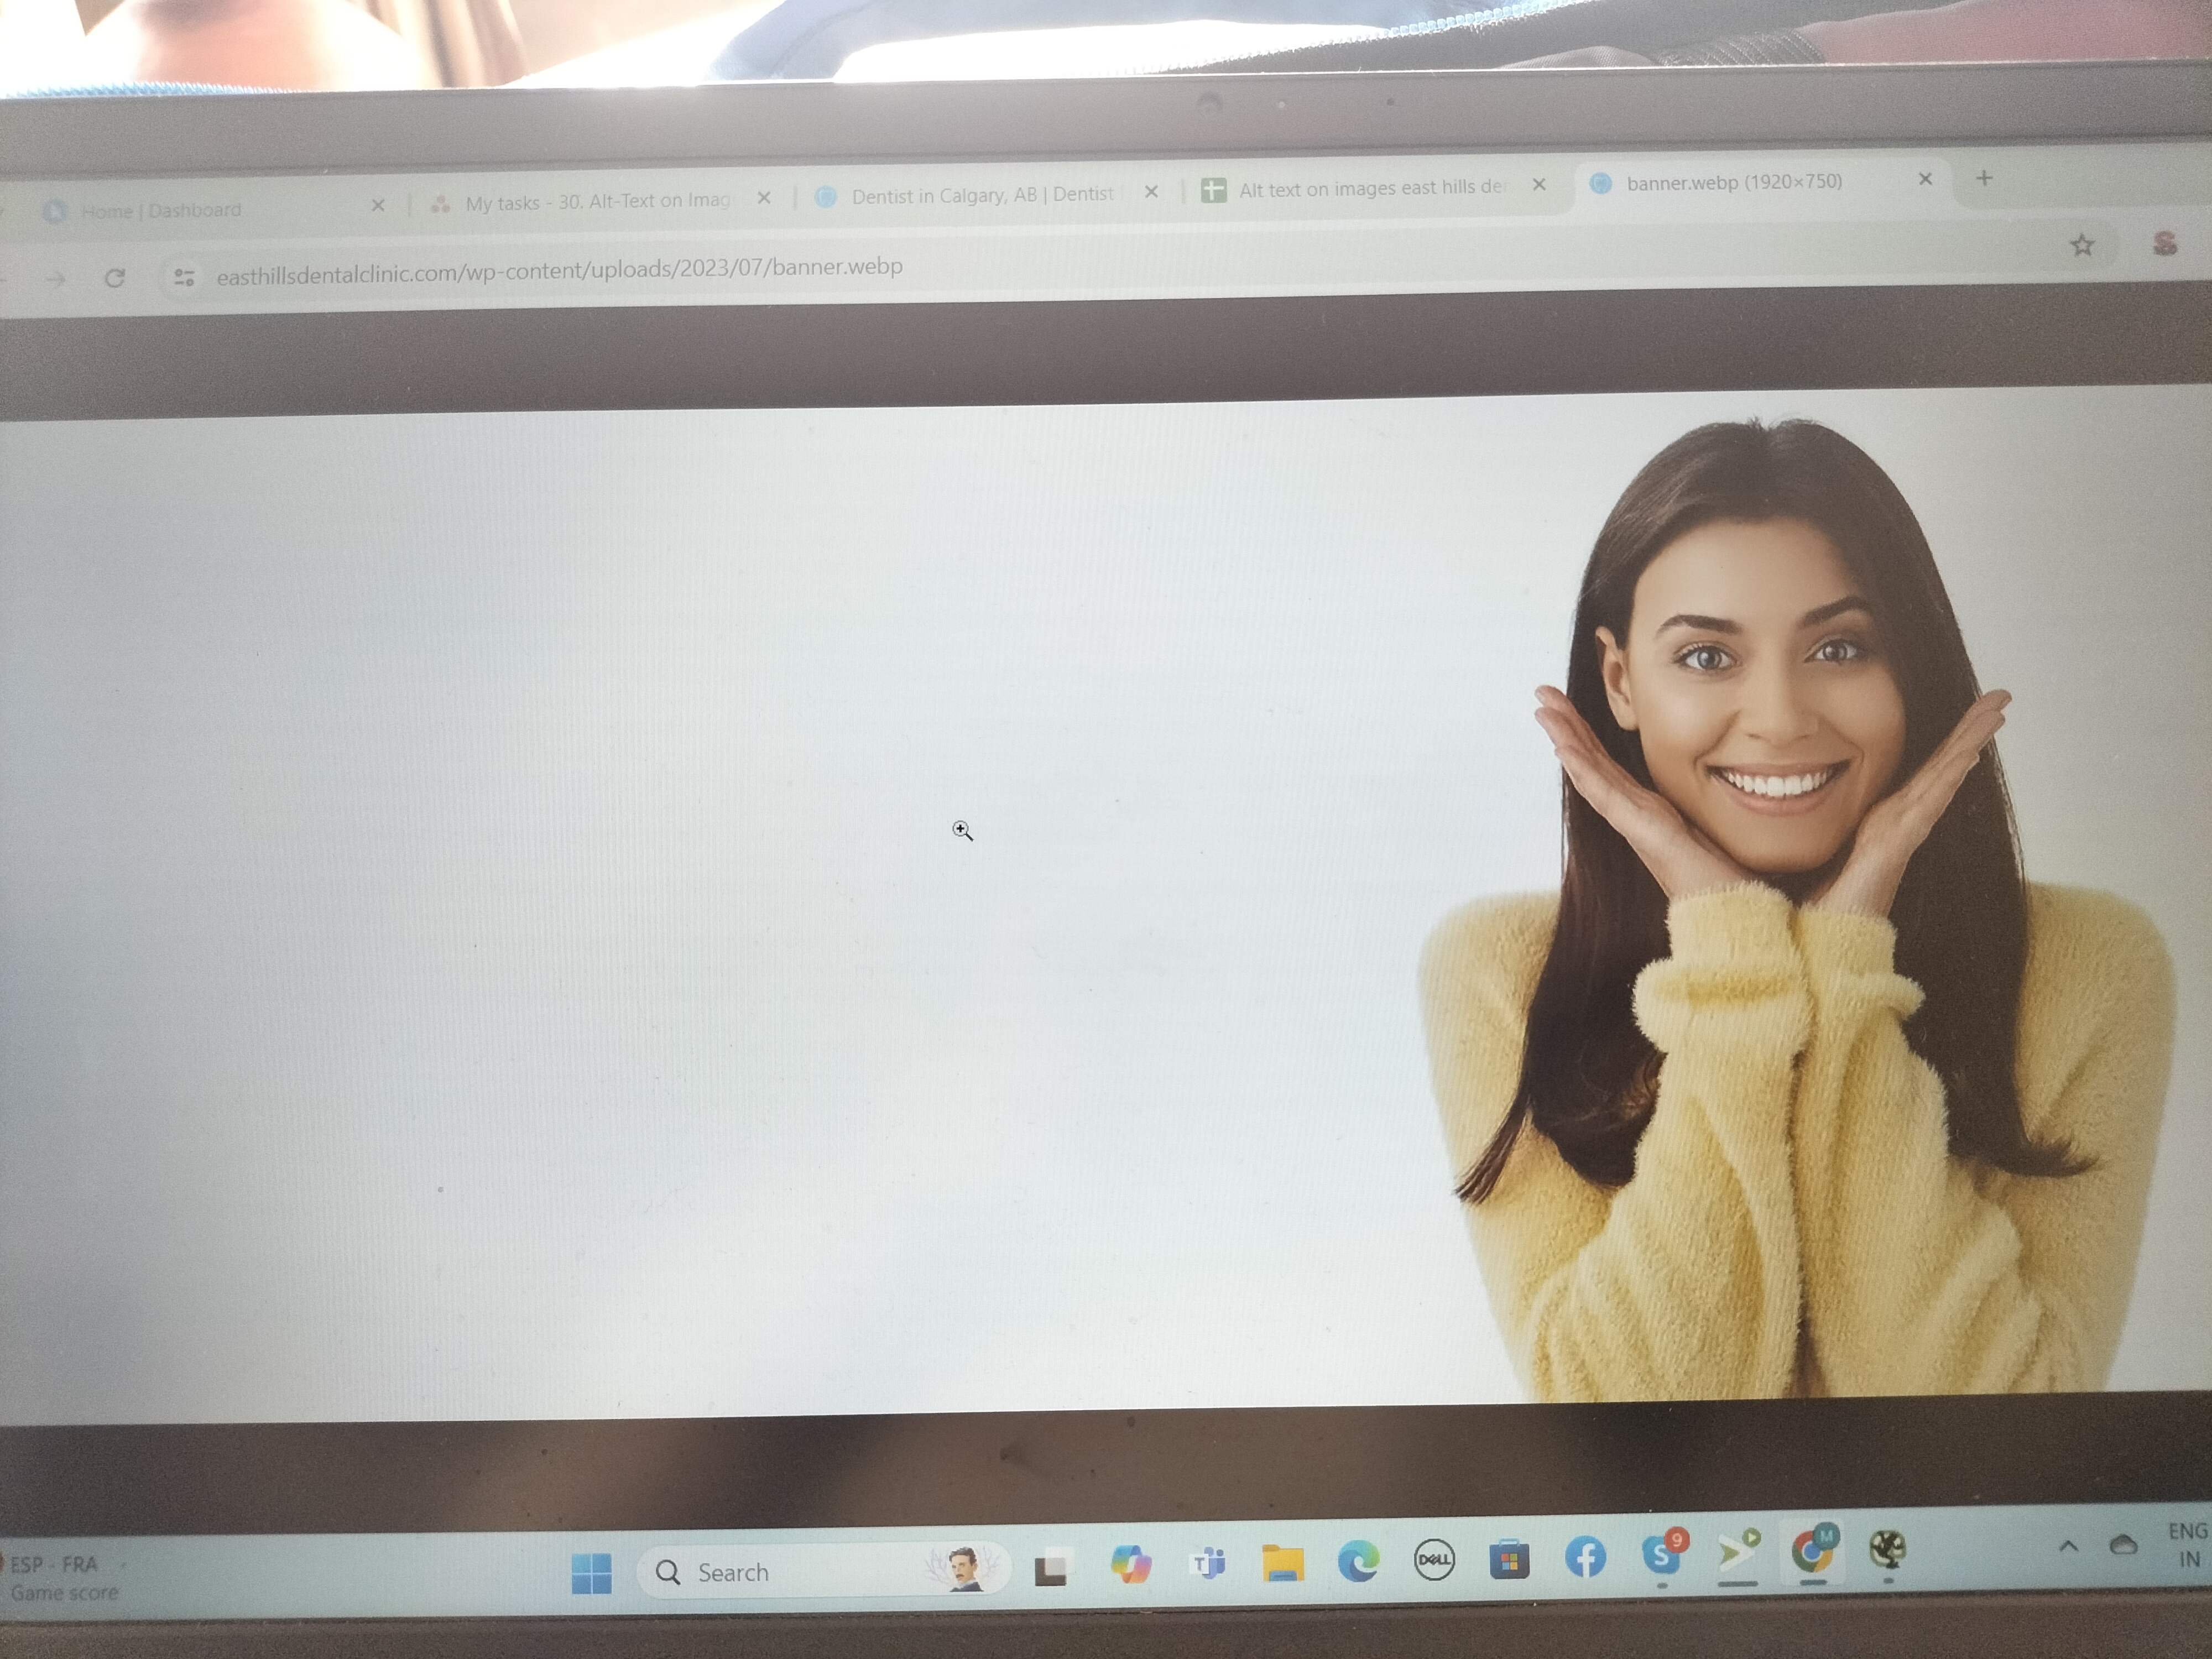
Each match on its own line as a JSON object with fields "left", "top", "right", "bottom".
{"left": 952, "top": 821, "right": 974, "bottom": 841}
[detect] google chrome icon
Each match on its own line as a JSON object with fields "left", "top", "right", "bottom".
{"left": 1792, "top": 1521, "right": 1843, "bottom": 1577}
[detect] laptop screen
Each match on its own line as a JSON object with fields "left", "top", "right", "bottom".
{"left": 2, "top": 72, "right": 2208, "bottom": 1639}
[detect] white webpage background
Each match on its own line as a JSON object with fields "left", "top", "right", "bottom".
{"left": 2, "top": 385, "right": 2206, "bottom": 1423}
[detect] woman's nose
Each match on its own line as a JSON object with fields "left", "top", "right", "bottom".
{"left": 1740, "top": 663, "right": 1820, "bottom": 744}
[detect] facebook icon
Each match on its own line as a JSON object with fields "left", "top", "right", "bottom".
{"left": 1565, "top": 1536, "right": 1608, "bottom": 1579}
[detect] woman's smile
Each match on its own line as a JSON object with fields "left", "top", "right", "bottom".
{"left": 1709, "top": 759, "right": 1851, "bottom": 811}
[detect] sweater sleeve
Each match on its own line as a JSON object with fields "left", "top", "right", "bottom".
{"left": 1788, "top": 889, "right": 2174, "bottom": 1395}
{"left": 1423, "top": 885, "right": 1811, "bottom": 1401}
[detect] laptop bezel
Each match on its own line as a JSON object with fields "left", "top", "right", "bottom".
{"left": 3, "top": 57, "right": 2208, "bottom": 1657}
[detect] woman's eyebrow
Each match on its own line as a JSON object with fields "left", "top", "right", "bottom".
{"left": 1801, "top": 596, "right": 1875, "bottom": 627}
{"left": 1655, "top": 612, "right": 1738, "bottom": 634}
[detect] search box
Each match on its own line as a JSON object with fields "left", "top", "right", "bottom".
{"left": 637, "top": 1542, "right": 1013, "bottom": 1599}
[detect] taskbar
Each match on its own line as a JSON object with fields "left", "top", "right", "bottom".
{"left": 4, "top": 1503, "right": 2208, "bottom": 1621}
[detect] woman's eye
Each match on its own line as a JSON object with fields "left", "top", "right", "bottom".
{"left": 1678, "top": 644, "right": 1733, "bottom": 672}
{"left": 1811, "top": 636, "right": 1870, "bottom": 664}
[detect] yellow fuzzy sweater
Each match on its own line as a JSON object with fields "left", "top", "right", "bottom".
{"left": 1420, "top": 884, "right": 2173, "bottom": 1401}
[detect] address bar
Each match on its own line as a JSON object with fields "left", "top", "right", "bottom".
{"left": 136, "top": 215, "right": 2119, "bottom": 312}
{"left": 171, "top": 248, "right": 908, "bottom": 295}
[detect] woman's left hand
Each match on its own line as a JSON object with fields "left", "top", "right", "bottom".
{"left": 1809, "top": 690, "right": 2011, "bottom": 918}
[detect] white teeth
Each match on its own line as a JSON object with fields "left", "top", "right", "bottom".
{"left": 1718, "top": 766, "right": 1838, "bottom": 800}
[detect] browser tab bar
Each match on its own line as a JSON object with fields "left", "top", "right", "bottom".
{"left": 3, "top": 140, "right": 2205, "bottom": 320}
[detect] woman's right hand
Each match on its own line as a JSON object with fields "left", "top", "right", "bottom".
{"left": 1533, "top": 686, "right": 1755, "bottom": 901}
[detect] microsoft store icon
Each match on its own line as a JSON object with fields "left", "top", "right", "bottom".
{"left": 571, "top": 1553, "right": 613, "bottom": 1595}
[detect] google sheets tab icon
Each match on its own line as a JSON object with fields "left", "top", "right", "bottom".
{"left": 1261, "top": 1545, "right": 1305, "bottom": 1583}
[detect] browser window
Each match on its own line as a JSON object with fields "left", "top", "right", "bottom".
{"left": 2, "top": 131, "right": 2208, "bottom": 1627}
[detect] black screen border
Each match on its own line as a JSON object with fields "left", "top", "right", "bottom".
{"left": 5, "top": 1594, "right": 2211, "bottom": 1659}
{"left": 7, "top": 283, "right": 2210, "bottom": 420}
{"left": 3, "top": 1395, "right": 2208, "bottom": 1537}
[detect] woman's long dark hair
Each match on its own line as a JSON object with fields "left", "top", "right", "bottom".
{"left": 1459, "top": 419, "right": 2083, "bottom": 1204}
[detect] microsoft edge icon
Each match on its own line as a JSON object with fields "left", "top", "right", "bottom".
{"left": 1337, "top": 1541, "right": 1380, "bottom": 1583}
{"left": 1566, "top": 1536, "right": 1607, "bottom": 1578}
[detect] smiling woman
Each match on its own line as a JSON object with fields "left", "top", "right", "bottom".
{"left": 1420, "top": 419, "right": 2176, "bottom": 1402}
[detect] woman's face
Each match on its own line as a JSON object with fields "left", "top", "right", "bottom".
{"left": 1597, "top": 517, "right": 1907, "bottom": 875}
